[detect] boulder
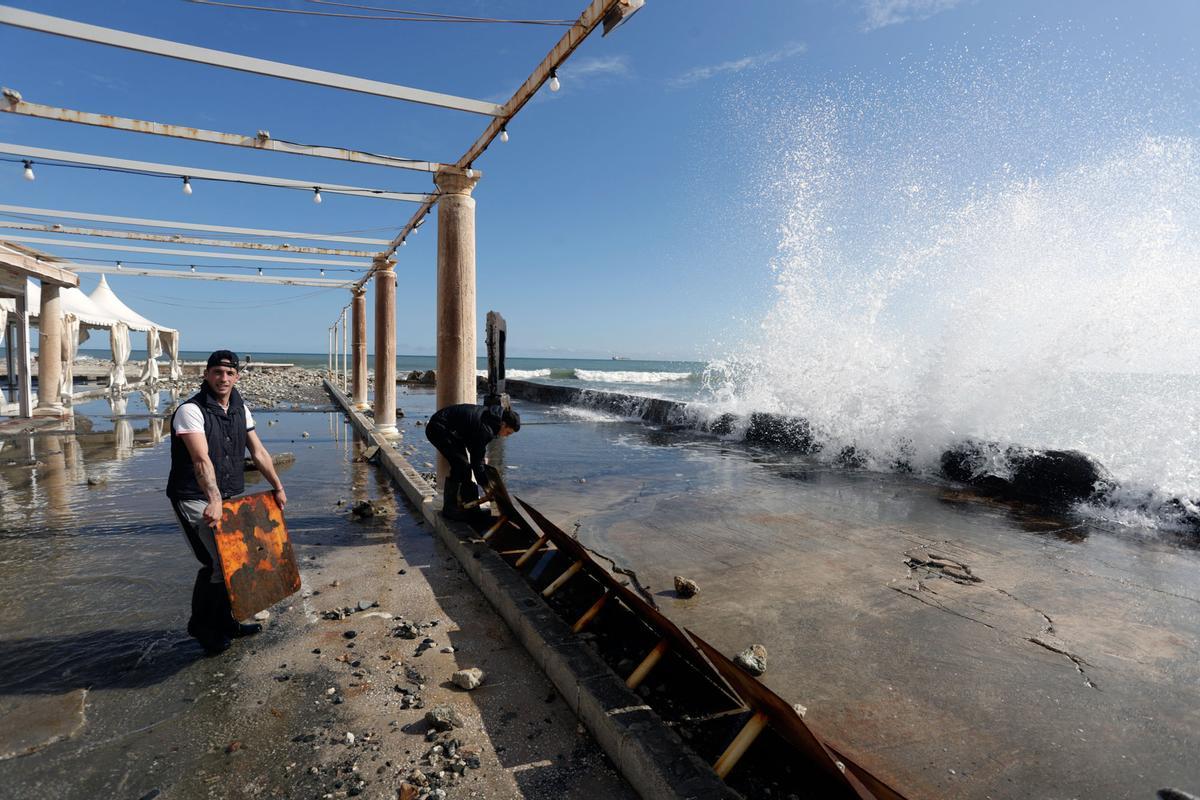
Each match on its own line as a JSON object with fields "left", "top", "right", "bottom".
{"left": 451, "top": 668, "right": 485, "bottom": 690}
{"left": 673, "top": 575, "right": 699, "bottom": 598}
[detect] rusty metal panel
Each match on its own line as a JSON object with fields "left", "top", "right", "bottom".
{"left": 214, "top": 490, "right": 300, "bottom": 620}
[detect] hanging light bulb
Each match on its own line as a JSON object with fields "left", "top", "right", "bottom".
{"left": 465, "top": 167, "right": 475, "bottom": 179}
{"left": 313, "top": 186, "right": 323, "bottom": 204}
{"left": 499, "top": 126, "right": 509, "bottom": 143}
{"left": 116, "top": 260, "right": 123, "bottom": 270}
{"left": 189, "top": 264, "right": 196, "bottom": 273}
{"left": 400, "top": 239, "right": 407, "bottom": 247}
{"left": 549, "top": 68, "right": 560, "bottom": 92}
{"left": 257, "top": 267, "right": 263, "bottom": 276}
{"left": 320, "top": 269, "right": 325, "bottom": 277}
{"left": 22, "top": 160, "right": 35, "bottom": 181}
{"left": 181, "top": 176, "right": 192, "bottom": 195}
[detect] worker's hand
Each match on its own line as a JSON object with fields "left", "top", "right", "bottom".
{"left": 273, "top": 487, "right": 288, "bottom": 508}
{"left": 203, "top": 499, "right": 223, "bottom": 527}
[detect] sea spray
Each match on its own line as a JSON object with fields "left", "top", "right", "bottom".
{"left": 704, "top": 39, "right": 1200, "bottom": 528}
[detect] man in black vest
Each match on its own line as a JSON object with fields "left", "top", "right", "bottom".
{"left": 424, "top": 403, "right": 520, "bottom": 521}
{"left": 167, "top": 350, "right": 287, "bottom": 655}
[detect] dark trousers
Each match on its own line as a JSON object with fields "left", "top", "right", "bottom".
{"left": 424, "top": 419, "right": 473, "bottom": 485}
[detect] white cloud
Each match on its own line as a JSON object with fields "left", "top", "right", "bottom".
{"left": 669, "top": 42, "right": 807, "bottom": 89}
{"left": 861, "top": 0, "right": 963, "bottom": 31}
{"left": 562, "top": 54, "right": 632, "bottom": 80}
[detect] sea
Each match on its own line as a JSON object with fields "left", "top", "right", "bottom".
{"left": 77, "top": 349, "right": 706, "bottom": 402}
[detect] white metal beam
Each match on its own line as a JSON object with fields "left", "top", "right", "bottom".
{"left": 0, "top": 221, "right": 376, "bottom": 257}
{"left": 0, "top": 143, "right": 432, "bottom": 202}
{"left": 4, "top": 236, "right": 367, "bottom": 267}
{"left": 1, "top": 93, "right": 451, "bottom": 173}
{"left": 70, "top": 264, "right": 357, "bottom": 288}
{"left": 0, "top": 5, "right": 504, "bottom": 116}
{"left": 0, "top": 204, "right": 390, "bottom": 245}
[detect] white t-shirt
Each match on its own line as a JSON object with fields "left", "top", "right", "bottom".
{"left": 173, "top": 402, "right": 256, "bottom": 435}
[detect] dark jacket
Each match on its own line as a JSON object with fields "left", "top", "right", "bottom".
{"left": 427, "top": 403, "right": 503, "bottom": 484}
{"left": 166, "top": 384, "right": 250, "bottom": 501}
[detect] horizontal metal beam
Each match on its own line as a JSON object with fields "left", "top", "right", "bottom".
{"left": 3, "top": 236, "right": 367, "bottom": 267}
{"left": 0, "top": 221, "right": 376, "bottom": 257}
{"left": 1, "top": 92, "right": 451, "bottom": 173}
{"left": 0, "top": 204, "right": 390, "bottom": 245}
{"left": 457, "top": 0, "right": 622, "bottom": 170}
{"left": 70, "top": 263, "right": 357, "bottom": 288}
{"left": 0, "top": 5, "right": 503, "bottom": 116}
{"left": 0, "top": 142, "right": 432, "bottom": 202}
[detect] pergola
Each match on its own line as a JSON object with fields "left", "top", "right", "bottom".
{"left": 0, "top": 1, "right": 645, "bottom": 424}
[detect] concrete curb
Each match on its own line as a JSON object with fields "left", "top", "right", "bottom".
{"left": 323, "top": 380, "right": 739, "bottom": 800}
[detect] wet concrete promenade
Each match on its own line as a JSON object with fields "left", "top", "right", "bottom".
{"left": 0, "top": 391, "right": 632, "bottom": 800}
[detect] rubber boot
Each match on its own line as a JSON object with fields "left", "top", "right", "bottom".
{"left": 440, "top": 477, "right": 470, "bottom": 522}
{"left": 212, "top": 582, "right": 262, "bottom": 639}
{"left": 187, "top": 568, "right": 231, "bottom": 656}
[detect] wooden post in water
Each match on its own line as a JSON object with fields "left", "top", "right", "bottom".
{"left": 434, "top": 167, "right": 480, "bottom": 482}
{"left": 34, "top": 282, "right": 63, "bottom": 415}
{"left": 372, "top": 256, "right": 398, "bottom": 436}
{"left": 351, "top": 288, "right": 368, "bottom": 410}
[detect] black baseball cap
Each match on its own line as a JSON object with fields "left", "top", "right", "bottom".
{"left": 206, "top": 349, "right": 240, "bottom": 371}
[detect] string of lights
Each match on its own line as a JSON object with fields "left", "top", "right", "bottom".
{"left": 185, "top": 0, "right": 573, "bottom": 25}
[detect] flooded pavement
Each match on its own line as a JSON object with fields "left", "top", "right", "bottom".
{"left": 441, "top": 394, "right": 1200, "bottom": 800}
{"left": 0, "top": 389, "right": 633, "bottom": 800}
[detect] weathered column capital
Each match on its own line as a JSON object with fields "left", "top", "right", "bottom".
{"left": 433, "top": 168, "right": 480, "bottom": 197}
{"left": 372, "top": 256, "right": 396, "bottom": 272}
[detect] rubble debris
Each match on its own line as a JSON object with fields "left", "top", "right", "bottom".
{"left": 673, "top": 575, "right": 700, "bottom": 598}
{"left": 451, "top": 668, "right": 485, "bottom": 691}
{"left": 735, "top": 644, "right": 768, "bottom": 676}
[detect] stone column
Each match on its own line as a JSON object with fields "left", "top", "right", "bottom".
{"left": 15, "top": 293, "right": 32, "bottom": 418}
{"left": 34, "top": 282, "right": 64, "bottom": 415}
{"left": 351, "top": 288, "right": 368, "bottom": 410}
{"left": 372, "top": 257, "right": 398, "bottom": 436}
{"left": 434, "top": 168, "right": 480, "bottom": 415}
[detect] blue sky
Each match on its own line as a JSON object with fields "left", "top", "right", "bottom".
{"left": 2, "top": 0, "right": 1198, "bottom": 360}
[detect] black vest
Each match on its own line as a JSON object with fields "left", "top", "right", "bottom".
{"left": 166, "top": 384, "right": 248, "bottom": 501}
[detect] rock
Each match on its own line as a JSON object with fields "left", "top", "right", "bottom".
{"left": 793, "top": 702, "right": 807, "bottom": 717}
{"left": 253, "top": 610, "right": 270, "bottom": 621}
{"left": 301, "top": 431, "right": 310, "bottom": 438}
{"left": 344, "top": 731, "right": 355, "bottom": 745}
{"left": 734, "top": 644, "right": 767, "bottom": 676}
{"left": 225, "top": 740, "right": 242, "bottom": 754}
{"left": 356, "top": 600, "right": 374, "bottom": 612}
{"left": 673, "top": 575, "right": 699, "bottom": 598}
{"left": 419, "top": 370, "right": 436, "bottom": 385}
{"left": 86, "top": 475, "right": 105, "bottom": 486}
{"left": 394, "top": 620, "right": 420, "bottom": 639}
{"left": 440, "top": 646, "right": 455, "bottom": 654}
{"left": 451, "top": 668, "right": 485, "bottom": 691}
{"left": 349, "top": 500, "right": 375, "bottom": 518}
{"left": 424, "top": 705, "right": 463, "bottom": 732}
{"left": 343, "top": 630, "right": 357, "bottom": 639}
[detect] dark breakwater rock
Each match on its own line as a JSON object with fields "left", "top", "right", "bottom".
{"left": 505, "top": 380, "right": 1136, "bottom": 516}
{"left": 940, "top": 441, "right": 1114, "bottom": 507}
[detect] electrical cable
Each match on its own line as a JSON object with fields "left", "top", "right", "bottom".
{"left": 68, "top": 256, "right": 364, "bottom": 273}
{"left": 0, "top": 156, "right": 412, "bottom": 199}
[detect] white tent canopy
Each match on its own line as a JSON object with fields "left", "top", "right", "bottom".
{"left": 8, "top": 275, "right": 181, "bottom": 391}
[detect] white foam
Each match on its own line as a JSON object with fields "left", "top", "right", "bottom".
{"left": 705, "top": 52, "right": 1200, "bottom": 520}
{"left": 575, "top": 369, "right": 694, "bottom": 383}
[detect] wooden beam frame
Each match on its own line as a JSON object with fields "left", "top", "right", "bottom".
{"left": 0, "top": 204, "right": 390, "bottom": 245}
{"left": 70, "top": 264, "right": 357, "bottom": 288}
{"left": 0, "top": 242, "right": 79, "bottom": 287}
{"left": 0, "top": 143, "right": 432, "bottom": 202}
{"left": 3, "top": 236, "right": 367, "bottom": 267}
{"left": 0, "top": 221, "right": 376, "bottom": 258}
{"left": 0, "top": 5, "right": 504, "bottom": 116}
{"left": 1, "top": 92, "right": 452, "bottom": 174}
